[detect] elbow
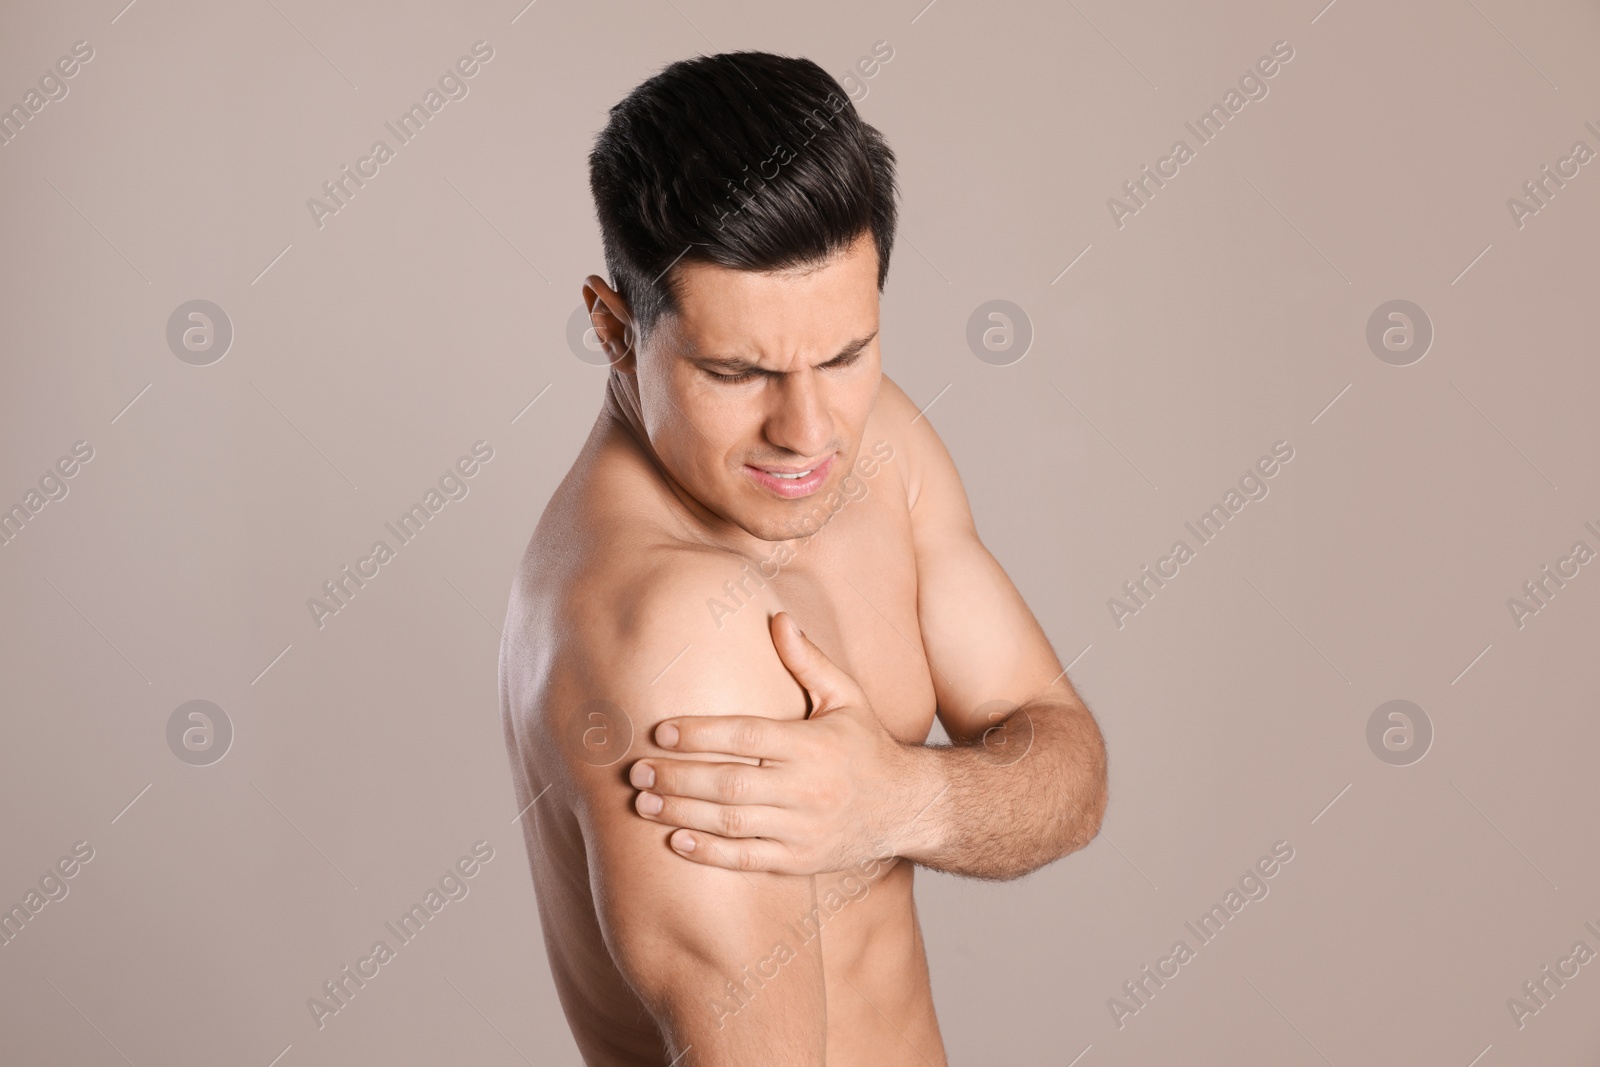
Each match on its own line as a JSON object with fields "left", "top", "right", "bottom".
{"left": 1074, "top": 787, "right": 1108, "bottom": 855}
{"left": 1064, "top": 733, "right": 1109, "bottom": 857}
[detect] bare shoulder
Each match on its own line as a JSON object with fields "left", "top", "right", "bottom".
{"left": 575, "top": 542, "right": 805, "bottom": 716}
{"left": 511, "top": 530, "right": 809, "bottom": 812}
{"left": 869, "top": 372, "right": 968, "bottom": 522}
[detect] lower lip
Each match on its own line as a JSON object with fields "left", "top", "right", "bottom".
{"left": 744, "top": 454, "right": 834, "bottom": 498}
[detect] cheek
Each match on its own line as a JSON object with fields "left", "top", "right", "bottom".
{"left": 659, "top": 389, "right": 746, "bottom": 483}
{"left": 839, "top": 380, "right": 879, "bottom": 435}
{"left": 660, "top": 421, "right": 716, "bottom": 483}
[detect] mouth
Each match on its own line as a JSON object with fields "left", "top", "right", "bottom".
{"left": 743, "top": 454, "right": 835, "bottom": 499}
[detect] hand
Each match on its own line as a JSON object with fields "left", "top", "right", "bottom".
{"left": 628, "top": 612, "right": 935, "bottom": 874}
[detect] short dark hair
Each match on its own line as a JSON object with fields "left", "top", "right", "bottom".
{"left": 588, "top": 51, "right": 899, "bottom": 344}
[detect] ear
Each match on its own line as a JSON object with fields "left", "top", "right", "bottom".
{"left": 583, "top": 275, "right": 638, "bottom": 374}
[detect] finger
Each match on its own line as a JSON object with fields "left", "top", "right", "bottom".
{"left": 769, "top": 611, "right": 861, "bottom": 715}
{"left": 656, "top": 715, "right": 792, "bottom": 760}
{"left": 632, "top": 758, "right": 787, "bottom": 806}
{"left": 666, "top": 828, "right": 802, "bottom": 875}
{"left": 635, "top": 791, "right": 785, "bottom": 841}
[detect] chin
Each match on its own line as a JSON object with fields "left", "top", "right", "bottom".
{"left": 741, "top": 502, "right": 833, "bottom": 543}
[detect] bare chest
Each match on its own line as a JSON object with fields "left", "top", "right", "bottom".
{"left": 727, "top": 446, "right": 937, "bottom": 745}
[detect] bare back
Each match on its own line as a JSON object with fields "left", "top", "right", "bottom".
{"left": 501, "top": 375, "right": 947, "bottom": 1065}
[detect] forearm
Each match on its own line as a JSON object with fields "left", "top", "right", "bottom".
{"left": 896, "top": 699, "right": 1108, "bottom": 880}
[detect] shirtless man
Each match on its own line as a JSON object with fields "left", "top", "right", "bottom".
{"left": 500, "top": 52, "right": 1108, "bottom": 1065}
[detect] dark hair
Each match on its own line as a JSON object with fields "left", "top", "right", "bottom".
{"left": 588, "top": 51, "right": 899, "bottom": 344}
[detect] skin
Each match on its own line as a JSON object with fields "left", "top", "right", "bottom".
{"left": 500, "top": 230, "right": 1108, "bottom": 1065}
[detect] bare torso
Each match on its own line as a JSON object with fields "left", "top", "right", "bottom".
{"left": 501, "top": 376, "right": 946, "bottom": 1064}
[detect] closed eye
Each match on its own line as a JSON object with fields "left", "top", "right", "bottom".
{"left": 821, "top": 347, "right": 866, "bottom": 371}
{"left": 699, "top": 332, "right": 875, "bottom": 383}
{"left": 705, "top": 367, "right": 763, "bottom": 384}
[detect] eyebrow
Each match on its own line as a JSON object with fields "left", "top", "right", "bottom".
{"left": 690, "top": 330, "right": 879, "bottom": 374}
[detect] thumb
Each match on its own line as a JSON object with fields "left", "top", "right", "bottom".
{"left": 771, "top": 612, "right": 858, "bottom": 715}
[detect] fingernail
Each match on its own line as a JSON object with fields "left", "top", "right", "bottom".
{"left": 630, "top": 763, "right": 655, "bottom": 789}
{"left": 657, "top": 723, "right": 679, "bottom": 748}
{"left": 673, "top": 831, "right": 696, "bottom": 852}
{"left": 638, "top": 792, "right": 662, "bottom": 815}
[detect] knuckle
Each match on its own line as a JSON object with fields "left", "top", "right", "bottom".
{"left": 806, "top": 777, "right": 841, "bottom": 808}
{"left": 735, "top": 721, "right": 764, "bottom": 751}
{"left": 718, "top": 766, "right": 748, "bottom": 801}
{"left": 796, "top": 777, "right": 823, "bottom": 805}
{"left": 720, "top": 805, "right": 747, "bottom": 837}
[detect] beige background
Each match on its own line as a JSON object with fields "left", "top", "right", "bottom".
{"left": 2, "top": 0, "right": 1597, "bottom": 1063}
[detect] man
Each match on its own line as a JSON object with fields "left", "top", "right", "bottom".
{"left": 500, "top": 51, "right": 1108, "bottom": 1065}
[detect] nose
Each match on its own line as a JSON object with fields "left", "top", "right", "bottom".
{"left": 764, "top": 368, "right": 834, "bottom": 460}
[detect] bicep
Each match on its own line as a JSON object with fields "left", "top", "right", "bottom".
{"left": 896, "top": 387, "right": 1081, "bottom": 741}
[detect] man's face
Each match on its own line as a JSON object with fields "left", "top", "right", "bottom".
{"left": 628, "top": 231, "right": 882, "bottom": 543}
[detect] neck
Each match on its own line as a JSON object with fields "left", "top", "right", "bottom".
{"left": 602, "top": 367, "right": 648, "bottom": 446}
{"left": 601, "top": 369, "right": 773, "bottom": 555}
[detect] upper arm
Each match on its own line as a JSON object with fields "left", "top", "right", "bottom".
{"left": 560, "top": 561, "right": 825, "bottom": 1063}
{"left": 878, "top": 375, "right": 1084, "bottom": 742}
